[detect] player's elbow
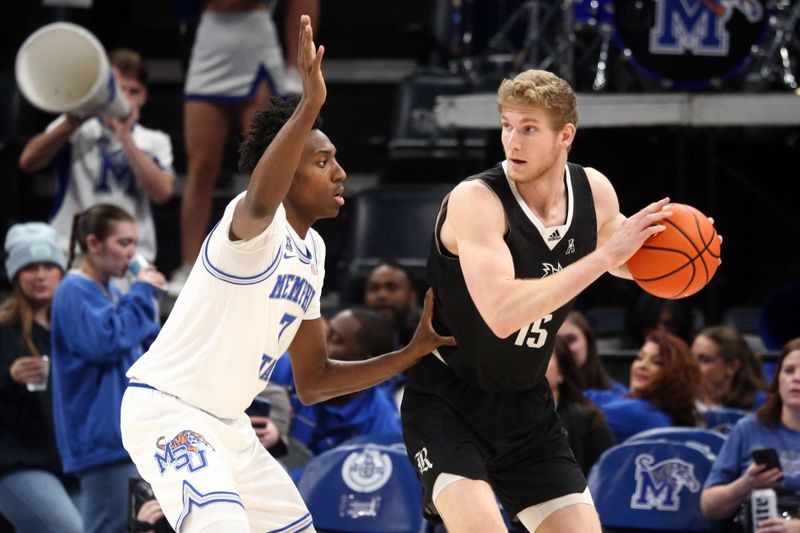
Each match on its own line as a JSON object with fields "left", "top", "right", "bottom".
{"left": 294, "top": 380, "right": 325, "bottom": 406}
{"left": 483, "top": 312, "right": 516, "bottom": 339}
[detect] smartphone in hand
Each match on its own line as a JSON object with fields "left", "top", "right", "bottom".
{"left": 246, "top": 397, "right": 272, "bottom": 429}
{"left": 751, "top": 448, "right": 782, "bottom": 471}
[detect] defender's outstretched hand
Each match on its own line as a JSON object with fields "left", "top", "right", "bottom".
{"left": 297, "top": 14, "right": 326, "bottom": 109}
{"left": 408, "top": 290, "right": 456, "bottom": 358}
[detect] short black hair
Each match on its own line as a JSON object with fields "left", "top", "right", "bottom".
{"left": 238, "top": 94, "right": 324, "bottom": 174}
{"left": 349, "top": 307, "right": 395, "bottom": 357}
{"left": 369, "top": 260, "right": 416, "bottom": 287}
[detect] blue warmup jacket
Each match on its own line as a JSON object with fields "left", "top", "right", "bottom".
{"left": 51, "top": 272, "right": 160, "bottom": 473}
{"left": 291, "top": 386, "right": 402, "bottom": 454}
{"left": 594, "top": 395, "right": 673, "bottom": 443}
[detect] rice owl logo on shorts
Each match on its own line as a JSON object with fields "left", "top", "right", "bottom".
{"left": 154, "top": 430, "right": 215, "bottom": 475}
{"left": 630, "top": 454, "right": 701, "bottom": 511}
{"left": 341, "top": 448, "right": 393, "bottom": 493}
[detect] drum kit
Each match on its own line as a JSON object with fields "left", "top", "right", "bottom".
{"left": 450, "top": 0, "right": 800, "bottom": 92}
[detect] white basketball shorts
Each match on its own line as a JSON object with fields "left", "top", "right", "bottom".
{"left": 120, "top": 383, "right": 313, "bottom": 533}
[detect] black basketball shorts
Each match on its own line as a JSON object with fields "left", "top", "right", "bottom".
{"left": 400, "top": 356, "right": 587, "bottom": 522}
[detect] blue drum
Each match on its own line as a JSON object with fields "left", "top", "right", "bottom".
{"left": 573, "top": 0, "right": 614, "bottom": 29}
{"left": 613, "top": 0, "right": 770, "bottom": 88}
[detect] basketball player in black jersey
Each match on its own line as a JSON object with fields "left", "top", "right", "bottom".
{"left": 400, "top": 70, "right": 678, "bottom": 532}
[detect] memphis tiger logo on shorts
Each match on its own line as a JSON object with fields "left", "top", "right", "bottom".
{"left": 154, "top": 430, "right": 215, "bottom": 475}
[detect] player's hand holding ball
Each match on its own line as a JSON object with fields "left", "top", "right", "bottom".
{"left": 627, "top": 203, "right": 722, "bottom": 299}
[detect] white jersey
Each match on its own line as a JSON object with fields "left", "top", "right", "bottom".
{"left": 127, "top": 193, "right": 325, "bottom": 418}
{"left": 48, "top": 116, "right": 174, "bottom": 262}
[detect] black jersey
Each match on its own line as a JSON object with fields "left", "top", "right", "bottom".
{"left": 426, "top": 162, "right": 597, "bottom": 391}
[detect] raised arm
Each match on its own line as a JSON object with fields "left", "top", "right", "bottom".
{"left": 287, "top": 291, "right": 455, "bottom": 405}
{"left": 18, "top": 115, "right": 86, "bottom": 173}
{"left": 110, "top": 109, "right": 174, "bottom": 204}
{"left": 446, "top": 179, "right": 671, "bottom": 339}
{"left": 230, "top": 14, "right": 326, "bottom": 241}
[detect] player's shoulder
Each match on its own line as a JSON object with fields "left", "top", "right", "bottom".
{"left": 450, "top": 176, "right": 499, "bottom": 207}
{"left": 582, "top": 166, "right": 612, "bottom": 189}
{"left": 582, "top": 166, "right": 619, "bottom": 209}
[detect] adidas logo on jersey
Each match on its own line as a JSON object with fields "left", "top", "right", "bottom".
{"left": 547, "top": 229, "right": 562, "bottom": 242}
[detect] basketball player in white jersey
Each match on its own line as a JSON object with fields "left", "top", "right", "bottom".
{"left": 120, "top": 16, "right": 454, "bottom": 533}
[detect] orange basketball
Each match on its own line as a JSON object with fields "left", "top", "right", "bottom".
{"left": 626, "top": 203, "right": 721, "bottom": 299}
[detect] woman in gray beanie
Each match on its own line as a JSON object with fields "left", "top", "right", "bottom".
{"left": 0, "top": 222, "right": 82, "bottom": 533}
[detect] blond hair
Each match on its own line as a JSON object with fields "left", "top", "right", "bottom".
{"left": 497, "top": 70, "right": 578, "bottom": 130}
{"left": 0, "top": 283, "right": 45, "bottom": 357}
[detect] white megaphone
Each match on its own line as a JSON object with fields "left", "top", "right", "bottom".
{"left": 15, "top": 22, "right": 130, "bottom": 118}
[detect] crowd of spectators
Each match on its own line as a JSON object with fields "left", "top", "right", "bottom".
{"left": 2, "top": 5, "right": 799, "bottom": 531}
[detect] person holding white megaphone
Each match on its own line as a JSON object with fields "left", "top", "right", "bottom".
{"left": 17, "top": 23, "right": 174, "bottom": 267}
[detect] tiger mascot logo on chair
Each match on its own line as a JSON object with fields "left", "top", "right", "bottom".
{"left": 630, "top": 453, "right": 701, "bottom": 511}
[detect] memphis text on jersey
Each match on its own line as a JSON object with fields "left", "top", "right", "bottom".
{"left": 269, "top": 273, "right": 316, "bottom": 313}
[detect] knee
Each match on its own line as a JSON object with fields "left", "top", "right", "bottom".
{"left": 185, "top": 159, "right": 223, "bottom": 186}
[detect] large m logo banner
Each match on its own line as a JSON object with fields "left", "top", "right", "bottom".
{"left": 649, "top": 0, "right": 764, "bottom": 57}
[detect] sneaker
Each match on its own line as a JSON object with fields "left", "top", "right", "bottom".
{"left": 167, "top": 263, "right": 192, "bottom": 299}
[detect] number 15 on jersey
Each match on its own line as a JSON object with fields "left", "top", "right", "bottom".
{"left": 514, "top": 314, "right": 553, "bottom": 349}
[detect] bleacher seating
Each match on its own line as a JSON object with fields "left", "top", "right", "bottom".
{"left": 627, "top": 427, "right": 727, "bottom": 457}
{"left": 701, "top": 407, "right": 749, "bottom": 435}
{"left": 339, "top": 184, "right": 452, "bottom": 304}
{"left": 340, "top": 432, "right": 406, "bottom": 450}
{"left": 588, "top": 440, "right": 722, "bottom": 532}
{"left": 297, "top": 443, "right": 427, "bottom": 533}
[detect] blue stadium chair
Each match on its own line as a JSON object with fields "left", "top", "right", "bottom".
{"left": 297, "top": 443, "right": 427, "bottom": 533}
{"left": 339, "top": 185, "right": 452, "bottom": 304}
{"left": 340, "top": 432, "right": 406, "bottom": 451}
{"left": 701, "top": 407, "right": 749, "bottom": 435}
{"left": 587, "top": 440, "right": 723, "bottom": 532}
{"left": 627, "top": 427, "right": 727, "bottom": 457}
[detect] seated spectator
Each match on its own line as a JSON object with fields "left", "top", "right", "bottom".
{"left": 290, "top": 308, "right": 401, "bottom": 454}
{"left": 700, "top": 338, "right": 800, "bottom": 526}
{"left": 545, "top": 337, "right": 616, "bottom": 474}
{"left": 593, "top": 331, "right": 703, "bottom": 442}
{"left": 558, "top": 310, "right": 627, "bottom": 396}
{"left": 51, "top": 204, "right": 165, "bottom": 533}
{"left": 363, "top": 261, "right": 422, "bottom": 346}
{"left": 0, "top": 223, "right": 82, "bottom": 533}
{"left": 135, "top": 499, "right": 172, "bottom": 533}
{"left": 691, "top": 325, "right": 767, "bottom": 410}
{"left": 129, "top": 478, "right": 172, "bottom": 533}
{"left": 363, "top": 262, "right": 423, "bottom": 404}
{"left": 18, "top": 49, "right": 174, "bottom": 264}
{"left": 249, "top": 383, "right": 312, "bottom": 470}
{"left": 622, "top": 293, "right": 697, "bottom": 348}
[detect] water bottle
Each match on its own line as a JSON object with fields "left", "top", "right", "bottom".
{"left": 751, "top": 488, "right": 778, "bottom": 530}
{"left": 128, "top": 254, "right": 166, "bottom": 299}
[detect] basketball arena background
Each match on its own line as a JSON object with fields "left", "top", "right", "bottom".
{"left": 1, "top": 0, "right": 798, "bottom": 340}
